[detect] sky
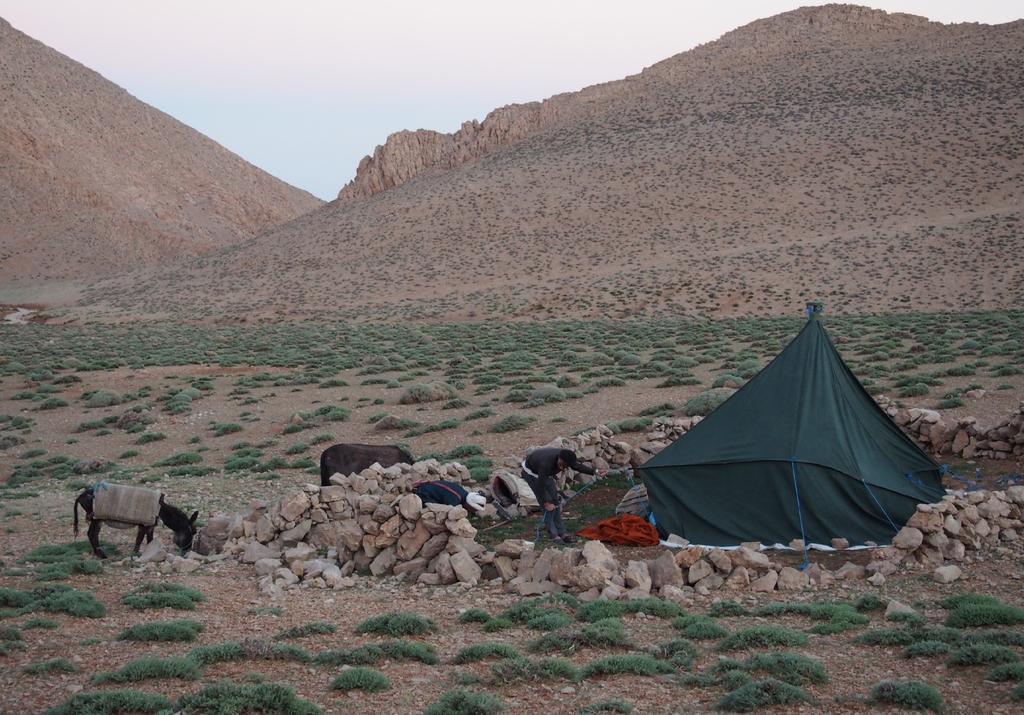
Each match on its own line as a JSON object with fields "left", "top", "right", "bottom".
{"left": 1, "top": 1, "right": 1019, "bottom": 200}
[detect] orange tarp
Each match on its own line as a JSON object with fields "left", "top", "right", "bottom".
{"left": 576, "top": 514, "right": 660, "bottom": 547}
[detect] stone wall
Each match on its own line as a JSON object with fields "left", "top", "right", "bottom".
{"left": 883, "top": 398, "right": 1024, "bottom": 461}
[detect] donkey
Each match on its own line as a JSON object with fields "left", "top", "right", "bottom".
{"left": 73, "top": 485, "right": 197, "bottom": 559}
{"left": 319, "top": 443, "right": 414, "bottom": 487}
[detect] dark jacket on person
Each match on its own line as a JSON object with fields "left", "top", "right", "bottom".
{"left": 413, "top": 480, "right": 470, "bottom": 508}
{"left": 521, "top": 447, "right": 595, "bottom": 505}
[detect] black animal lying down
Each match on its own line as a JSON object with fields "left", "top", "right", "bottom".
{"left": 319, "top": 443, "right": 414, "bottom": 486}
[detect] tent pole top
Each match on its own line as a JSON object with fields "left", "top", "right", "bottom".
{"left": 805, "top": 301, "right": 824, "bottom": 320}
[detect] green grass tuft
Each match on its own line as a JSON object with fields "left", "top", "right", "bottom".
{"left": 458, "top": 608, "right": 492, "bottom": 624}
{"left": 422, "top": 688, "right": 505, "bottom": 715}
{"left": 673, "top": 615, "right": 730, "bottom": 640}
{"left": 23, "top": 657, "right": 78, "bottom": 675}
{"left": 187, "top": 641, "right": 246, "bottom": 666}
{"left": 274, "top": 621, "right": 336, "bottom": 640}
{"left": 580, "top": 654, "right": 674, "bottom": 678}
{"left": 490, "top": 656, "right": 580, "bottom": 683}
{"left": 709, "top": 600, "right": 749, "bottom": 618}
{"left": 987, "top": 662, "right": 1024, "bottom": 682}
{"left": 44, "top": 689, "right": 173, "bottom": 715}
{"left": 356, "top": 611, "right": 435, "bottom": 636}
{"left": 867, "top": 680, "right": 944, "bottom": 712}
{"left": 91, "top": 656, "right": 200, "bottom": 684}
{"left": 175, "top": 681, "right": 322, "bottom": 715}
{"left": 946, "top": 642, "right": 1020, "bottom": 666}
{"left": 945, "top": 603, "right": 1024, "bottom": 629}
{"left": 716, "top": 678, "right": 816, "bottom": 712}
{"left": 576, "top": 600, "right": 627, "bottom": 622}
{"left": 716, "top": 625, "right": 807, "bottom": 651}
{"left": 903, "top": 640, "right": 952, "bottom": 658}
{"left": 452, "top": 642, "right": 522, "bottom": 664}
{"left": 330, "top": 667, "right": 391, "bottom": 692}
{"left": 742, "top": 653, "right": 827, "bottom": 685}
{"left": 117, "top": 619, "right": 204, "bottom": 642}
{"left": 122, "top": 582, "right": 205, "bottom": 611}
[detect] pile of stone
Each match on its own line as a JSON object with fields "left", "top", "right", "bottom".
{"left": 215, "top": 459, "right": 517, "bottom": 597}
{"left": 882, "top": 397, "right": 1024, "bottom": 461}
{"left": 531, "top": 416, "right": 701, "bottom": 479}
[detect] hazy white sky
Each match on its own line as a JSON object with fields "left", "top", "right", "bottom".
{"left": 1, "top": 1, "right": 1019, "bottom": 199}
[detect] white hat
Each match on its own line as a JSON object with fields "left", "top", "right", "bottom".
{"left": 466, "top": 492, "right": 487, "bottom": 512}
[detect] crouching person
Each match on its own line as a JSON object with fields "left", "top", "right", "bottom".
{"left": 413, "top": 479, "right": 487, "bottom": 514}
{"left": 521, "top": 448, "right": 606, "bottom": 544}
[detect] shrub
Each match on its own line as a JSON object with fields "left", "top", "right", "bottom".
{"left": 527, "top": 610, "right": 574, "bottom": 631}
{"left": 356, "top": 611, "right": 434, "bottom": 636}
{"left": 187, "top": 642, "right": 245, "bottom": 666}
{"left": 650, "top": 638, "right": 699, "bottom": 669}
{"left": 684, "top": 388, "right": 734, "bottom": 416}
{"left": 211, "top": 422, "right": 243, "bottom": 437}
{"left": 867, "top": 681, "right": 944, "bottom": 712}
{"left": 458, "top": 608, "right": 492, "bottom": 624}
{"left": 23, "top": 657, "right": 78, "bottom": 675}
{"left": 904, "top": 640, "right": 952, "bottom": 658}
{"left": 940, "top": 592, "right": 1000, "bottom": 610}
{"left": 118, "top": 619, "right": 204, "bottom": 642}
{"left": 963, "top": 630, "right": 1024, "bottom": 647}
{"left": 482, "top": 617, "right": 513, "bottom": 632}
{"left": 490, "top": 656, "right": 579, "bottom": 683}
{"left": 399, "top": 382, "right": 455, "bottom": 404}
{"left": 422, "top": 689, "right": 506, "bottom": 714}
{"left": 22, "top": 617, "right": 58, "bottom": 629}
{"left": 489, "top": 415, "right": 535, "bottom": 433}
{"left": 28, "top": 586, "right": 106, "bottom": 618}
{"left": 0, "top": 624, "right": 22, "bottom": 641}
{"left": 945, "top": 603, "right": 1024, "bottom": 628}
{"left": 274, "top": 621, "right": 336, "bottom": 640}
{"left": 618, "top": 594, "right": 684, "bottom": 618}
{"left": 717, "top": 626, "right": 807, "bottom": 651}
{"left": 576, "top": 600, "right": 627, "bottom": 622}
{"left": 92, "top": 656, "right": 200, "bottom": 684}
{"left": 742, "top": 653, "right": 827, "bottom": 685}
{"left": 854, "top": 594, "right": 885, "bottom": 612}
{"left": 45, "top": 690, "right": 173, "bottom": 715}
{"left": 580, "top": 654, "right": 673, "bottom": 678}
{"left": 709, "top": 600, "right": 748, "bottom": 618}
{"left": 122, "top": 582, "right": 205, "bottom": 611}
{"left": 946, "top": 643, "right": 1020, "bottom": 666}
{"left": 153, "top": 452, "right": 202, "bottom": 467}
{"left": 716, "top": 678, "right": 816, "bottom": 712}
{"left": 135, "top": 431, "right": 166, "bottom": 445}
{"left": 529, "top": 618, "right": 628, "bottom": 654}
{"left": 175, "top": 681, "right": 322, "bottom": 715}
{"left": 37, "top": 398, "right": 68, "bottom": 410}
{"left": 84, "top": 390, "right": 121, "bottom": 408}
{"left": 673, "top": 615, "right": 729, "bottom": 640}
{"left": 330, "top": 667, "right": 390, "bottom": 692}
{"left": 987, "top": 662, "right": 1024, "bottom": 682}
{"left": 452, "top": 642, "right": 522, "bottom": 663}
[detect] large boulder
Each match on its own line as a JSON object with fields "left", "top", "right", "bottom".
{"left": 450, "top": 549, "right": 482, "bottom": 584}
{"left": 648, "top": 551, "right": 684, "bottom": 589}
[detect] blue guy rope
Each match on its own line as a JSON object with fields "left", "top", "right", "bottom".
{"left": 861, "top": 479, "right": 900, "bottom": 534}
{"left": 790, "top": 458, "right": 810, "bottom": 570}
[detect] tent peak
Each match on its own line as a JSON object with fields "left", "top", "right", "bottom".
{"left": 805, "top": 301, "right": 824, "bottom": 321}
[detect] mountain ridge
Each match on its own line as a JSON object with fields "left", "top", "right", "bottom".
{"left": 0, "top": 16, "right": 322, "bottom": 286}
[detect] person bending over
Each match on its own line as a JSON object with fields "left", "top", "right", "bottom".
{"left": 413, "top": 479, "right": 487, "bottom": 513}
{"left": 521, "top": 447, "right": 606, "bottom": 543}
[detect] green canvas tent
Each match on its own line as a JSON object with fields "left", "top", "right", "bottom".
{"left": 640, "top": 307, "right": 944, "bottom": 547}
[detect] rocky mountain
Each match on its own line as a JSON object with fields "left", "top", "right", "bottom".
{"left": 0, "top": 17, "right": 321, "bottom": 286}
{"left": 80, "top": 4, "right": 1023, "bottom": 322}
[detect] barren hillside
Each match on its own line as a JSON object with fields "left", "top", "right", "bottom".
{"left": 0, "top": 17, "right": 321, "bottom": 286}
{"left": 80, "top": 4, "right": 1023, "bottom": 322}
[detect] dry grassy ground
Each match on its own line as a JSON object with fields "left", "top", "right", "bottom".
{"left": 1, "top": 311, "right": 1022, "bottom": 713}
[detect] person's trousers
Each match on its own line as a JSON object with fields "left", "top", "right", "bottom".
{"left": 543, "top": 504, "right": 566, "bottom": 538}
